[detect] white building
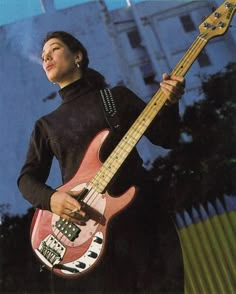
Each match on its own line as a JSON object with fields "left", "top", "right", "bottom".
{"left": 0, "top": 0, "right": 235, "bottom": 214}
{"left": 109, "top": 0, "right": 236, "bottom": 104}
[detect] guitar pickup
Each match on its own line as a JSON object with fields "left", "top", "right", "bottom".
{"left": 55, "top": 218, "right": 81, "bottom": 241}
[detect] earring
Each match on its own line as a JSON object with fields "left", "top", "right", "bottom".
{"left": 76, "top": 63, "right": 80, "bottom": 68}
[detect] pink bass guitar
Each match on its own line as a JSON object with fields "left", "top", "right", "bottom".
{"left": 30, "top": 1, "right": 236, "bottom": 278}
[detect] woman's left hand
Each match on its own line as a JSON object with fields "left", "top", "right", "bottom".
{"left": 160, "top": 73, "right": 185, "bottom": 104}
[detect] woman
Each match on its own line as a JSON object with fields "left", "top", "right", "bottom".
{"left": 18, "top": 31, "right": 185, "bottom": 291}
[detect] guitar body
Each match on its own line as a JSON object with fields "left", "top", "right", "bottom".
{"left": 30, "top": 130, "right": 136, "bottom": 278}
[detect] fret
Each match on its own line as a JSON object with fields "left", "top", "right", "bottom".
{"left": 172, "top": 37, "right": 207, "bottom": 76}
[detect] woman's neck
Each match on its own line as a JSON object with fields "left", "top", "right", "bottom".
{"left": 58, "top": 70, "right": 82, "bottom": 89}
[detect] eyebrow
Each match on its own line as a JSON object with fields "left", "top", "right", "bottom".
{"left": 42, "top": 42, "right": 62, "bottom": 56}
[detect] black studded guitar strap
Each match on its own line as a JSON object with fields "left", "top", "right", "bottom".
{"left": 99, "top": 88, "right": 120, "bottom": 132}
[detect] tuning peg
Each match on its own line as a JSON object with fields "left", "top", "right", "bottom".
{"left": 225, "top": 2, "right": 232, "bottom": 8}
{"left": 214, "top": 12, "right": 221, "bottom": 18}
{"left": 218, "top": 21, "right": 225, "bottom": 28}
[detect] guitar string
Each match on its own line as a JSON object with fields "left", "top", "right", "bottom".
{"left": 78, "top": 35, "right": 208, "bottom": 212}
{"left": 53, "top": 35, "right": 208, "bottom": 235}
{"left": 60, "top": 36, "right": 207, "bottom": 233}
{"left": 85, "top": 35, "right": 208, "bottom": 206}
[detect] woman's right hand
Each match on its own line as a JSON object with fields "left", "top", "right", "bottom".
{"left": 50, "top": 191, "right": 86, "bottom": 223}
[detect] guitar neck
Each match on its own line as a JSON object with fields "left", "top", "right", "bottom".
{"left": 90, "top": 35, "right": 207, "bottom": 193}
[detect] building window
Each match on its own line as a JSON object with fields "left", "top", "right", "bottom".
{"left": 180, "top": 15, "right": 196, "bottom": 32}
{"left": 140, "top": 62, "right": 156, "bottom": 85}
{"left": 197, "top": 50, "right": 212, "bottom": 67}
{"left": 127, "top": 30, "right": 141, "bottom": 48}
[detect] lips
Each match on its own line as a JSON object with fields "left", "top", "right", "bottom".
{"left": 46, "top": 64, "right": 54, "bottom": 71}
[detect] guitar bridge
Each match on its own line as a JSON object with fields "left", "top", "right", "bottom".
{"left": 35, "top": 234, "right": 66, "bottom": 267}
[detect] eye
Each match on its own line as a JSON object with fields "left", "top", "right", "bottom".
{"left": 52, "top": 47, "right": 59, "bottom": 52}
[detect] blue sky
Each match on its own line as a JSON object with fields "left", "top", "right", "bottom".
{"left": 0, "top": 0, "right": 142, "bottom": 26}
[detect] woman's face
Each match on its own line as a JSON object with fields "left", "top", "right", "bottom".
{"left": 42, "top": 38, "right": 82, "bottom": 88}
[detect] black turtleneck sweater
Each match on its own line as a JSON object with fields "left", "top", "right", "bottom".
{"left": 17, "top": 79, "right": 180, "bottom": 211}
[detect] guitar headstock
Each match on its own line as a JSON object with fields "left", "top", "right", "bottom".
{"left": 199, "top": 0, "right": 236, "bottom": 40}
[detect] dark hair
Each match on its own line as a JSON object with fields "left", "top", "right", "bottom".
{"left": 42, "top": 31, "right": 89, "bottom": 71}
{"left": 84, "top": 68, "right": 108, "bottom": 89}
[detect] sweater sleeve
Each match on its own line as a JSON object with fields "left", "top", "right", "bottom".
{"left": 17, "top": 119, "right": 56, "bottom": 211}
{"left": 113, "top": 86, "right": 180, "bottom": 149}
